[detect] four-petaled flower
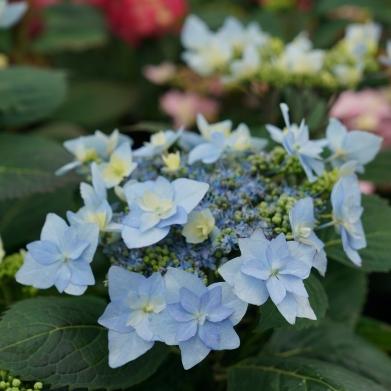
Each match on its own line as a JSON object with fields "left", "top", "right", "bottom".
{"left": 16, "top": 214, "right": 99, "bottom": 295}
{"left": 219, "top": 230, "right": 315, "bottom": 324}
{"left": 56, "top": 129, "right": 132, "bottom": 175}
{"left": 326, "top": 118, "right": 382, "bottom": 172}
{"left": 98, "top": 266, "right": 166, "bottom": 368}
{"left": 121, "top": 176, "right": 209, "bottom": 248}
{"left": 289, "top": 197, "right": 327, "bottom": 275}
{"left": 331, "top": 175, "right": 366, "bottom": 266}
{"left": 150, "top": 268, "right": 247, "bottom": 369}
{"left": 134, "top": 130, "right": 182, "bottom": 158}
{"left": 266, "top": 103, "right": 326, "bottom": 182}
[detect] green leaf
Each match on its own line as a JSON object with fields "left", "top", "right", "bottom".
{"left": 32, "top": 4, "right": 107, "bottom": 53}
{"left": 228, "top": 356, "right": 388, "bottom": 391}
{"left": 323, "top": 195, "right": 391, "bottom": 272}
{"left": 0, "top": 134, "right": 77, "bottom": 201}
{"left": 53, "top": 81, "right": 134, "bottom": 127}
{"left": 323, "top": 263, "right": 367, "bottom": 326}
{"left": 257, "top": 275, "right": 328, "bottom": 332}
{"left": 0, "top": 297, "right": 168, "bottom": 390}
{"left": 0, "top": 67, "right": 67, "bottom": 128}
{"left": 357, "top": 317, "right": 391, "bottom": 353}
{"left": 265, "top": 322, "right": 391, "bottom": 389}
{"left": 362, "top": 150, "right": 391, "bottom": 185}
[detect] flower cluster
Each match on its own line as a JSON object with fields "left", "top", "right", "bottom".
{"left": 180, "top": 15, "right": 383, "bottom": 89}
{"left": 16, "top": 105, "right": 382, "bottom": 369}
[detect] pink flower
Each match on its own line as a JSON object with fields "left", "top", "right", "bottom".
{"left": 144, "top": 62, "right": 176, "bottom": 85}
{"left": 331, "top": 89, "right": 391, "bottom": 148}
{"left": 160, "top": 90, "right": 219, "bottom": 128}
{"left": 359, "top": 180, "right": 375, "bottom": 195}
{"left": 97, "top": 0, "right": 188, "bottom": 45}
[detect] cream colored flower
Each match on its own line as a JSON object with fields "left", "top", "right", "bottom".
{"left": 182, "top": 209, "right": 215, "bottom": 244}
{"left": 162, "top": 151, "right": 181, "bottom": 172}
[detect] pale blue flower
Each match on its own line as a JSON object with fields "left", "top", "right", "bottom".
{"left": 326, "top": 118, "right": 382, "bottom": 172}
{"left": 189, "top": 118, "right": 267, "bottom": 165}
{"left": 219, "top": 230, "right": 315, "bottom": 324}
{"left": 67, "top": 164, "right": 119, "bottom": 232}
{"left": 133, "top": 130, "right": 182, "bottom": 158}
{"left": 98, "top": 266, "right": 166, "bottom": 368}
{"left": 344, "top": 22, "right": 381, "bottom": 58}
{"left": 150, "top": 267, "right": 247, "bottom": 369}
{"left": 56, "top": 129, "right": 132, "bottom": 175}
{"left": 181, "top": 16, "right": 232, "bottom": 76}
{"left": 121, "top": 176, "right": 209, "bottom": 248}
{"left": 267, "top": 103, "right": 326, "bottom": 182}
{"left": 226, "top": 45, "right": 261, "bottom": 82}
{"left": 380, "top": 41, "right": 391, "bottom": 66}
{"left": 0, "top": 1, "right": 27, "bottom": 29}
{"left": 16, "top": 214, "right": 99, "bottom": 295}
{"left": 289, "top": 197, "right": 327, "bottom": 275}
{"left": 331, "top": 175, "right": 366, "bottom": 266}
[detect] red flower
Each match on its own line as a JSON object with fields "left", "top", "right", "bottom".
{"left": 97, "top": 0, "right": 188, "bottom": 45}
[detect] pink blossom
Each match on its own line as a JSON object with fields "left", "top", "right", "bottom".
{"left": 160, "top": 90, "right": 219, "bottom": 128}
{"left": 144, "top": 63, "right": 176, "bottom": 85}
{"left": 331, "top": 89, "right": 391, "bottom": 148}
{"left": 359, "top": 180, "right": 375, "bottom": 195}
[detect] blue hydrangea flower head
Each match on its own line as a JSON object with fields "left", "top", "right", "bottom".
{"left": 16, "top": 213, "right": 99, "bottom": 295}
{"left": 266, "top": 103, "right": 326, "bottom": 182}
{"left": 331, "top": 175, "right": 366, "bottom": 266}
{"left": 121, "top": 176, "right": 209, "bottom": 248}
{"left": 289, "top": 197, "right": 327, "bottom": 275}
{"left": 56, "top": 129, "right": 132, "bottom": 175}
{"left": 67, "top": 164, "right": 118, "bottom": 232}
{"left": 98, "top": 266, "right": 166, "bottom": 368}
{"left": 151, "top": 267, "right": 247, "bottom": 369}
{"left": 133, "top": 130, "right": 182, "bottom": 158}
{"left": 0, "top": 1, "right": 27, "bottom": 29}
{"left": 219, "top": 230, "right": 315, "bottom": 324}
{"left": 326, "top": 118, "right": 382, "bottom": 172}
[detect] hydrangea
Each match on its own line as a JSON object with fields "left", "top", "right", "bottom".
{"left": 150, "top": 268, "right": 247, "bottom": 369}
{"left": 219, "top": 230, "right": 315, "bottom": 324}
{"left": 67, "top": 164, "right": 117, "bottom": 232}
{"left": 0, "top": 1, "right": 27, "bottom": 29}
{"left": 266, "top": 103, "right": 325, "bottom": 182}
{"left": 56, "top": 129, "right": 132, "bottom": 175}
{"left": 331, "top": 175, "right": 366, "bottom": 266}
{"left": 98, "top": 266, "right": 166, "bottom": 367}
{"left": 121, "top": 176, "right": 209, "bottom": 248}
{"left": 16, "top": 214, "right": 99, "bottom": 295}
{"left": 326, "top": 118, "right": 382, "bottom": 172}
{"left": 134, "top": 130, "right": 182, "bottom": 158}
{"left": 21, "top": 106, "right": 382, "bottom": 370}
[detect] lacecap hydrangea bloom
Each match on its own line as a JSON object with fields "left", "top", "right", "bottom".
{"left": 16, "top": 104, "right": 382, "bottom": 369}
{"left": 180, "top": 15, "right": 384, "bottom": 89}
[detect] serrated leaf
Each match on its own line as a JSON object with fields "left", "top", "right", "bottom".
{"left": 322, "top": 195, "right": 391, "bottom": 272}
{"left": 53, "top": 81, "right": 134, "bottom": 127}
{"left": 265, "top": 322, "right": 391, "bottom": 389}
{"left": 257, "top": 275, "right": 328, "bottom": 332}
{"left": 323, "top": 263, "right": 367, "bottom": 326}
{"left": 0, "top": 67, "right": 67, "bottom": 127}
{"left": 0, "top": 297, "right": 168, "bottom": 390}
{"left": 228, "top": 356, "right": 388, "bottom": 391}
{"left": 0, "top": 134, "right": 77, "bottom": 201}
{"left": 32, "top": 4, "right": 107, "bottom": 53}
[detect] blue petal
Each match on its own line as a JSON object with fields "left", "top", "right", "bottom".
{"left": 164, "top": 267, "right": 207, "bottom": 303}
{"left": 173, "top": 179, "right": 209, "bottom": 213}
{"left": 98, "top": 302, "right": 133, "bottom": 333}
{"left": 0, "top": 1, "right": 27, "bottom": 28}
{"left": 198, "top": 321, "right": 220, "bottom": 349}
{"left": 180, "top": 287, "right": 201, "bottom": 313}
{"left": 158, "top": 206, "right": 188, "bottom": 228}
{"left": 168, "top": 303, "right": 195, "bottom": 322}
{"left": 188, "top": 143, "right": 224, "bottom": 164}
{"left": 233, "top": 271, "right": 269, "bottom": 306}
{"left": 346, "top": 131, "right": 382, "bottom": 166}
{"left": 40, "top": 213, "right": 68, "bottom": 245}
{"left": 340, "top": 227, "right": 362, "bottom": 266}
{"left": 27, "top": 240, "right": 61, "bottom": 265}
{"left": 108, "top": 330, "right": 154, "bottom": 368}
{"left": 210, "top": 319, "right": 240, "bottom": 350}
{"left": 107, "top": 265, "right": 145, "bottom": 301}
{"left": 54, "top": 264, "right": 72, "bottom": 293}
{"left": 15, "top": 253, "right": 60, "bottom": 289}
{"left": 122, "top": 226, "right": 170, "bottom": 249}
{"left": 176, "top": 320, "right": 198, "bottom": 342}
{"left": 275, "top": 292, "right": 298, "bottom": 325}
{"left": 64, "top": 283, "right": 87, "bottom": 296}
{"left": 218, "top": 257, "right": 242, "bottom": 286}
{"left": 69, "top": 261, "right": 95, "bottom": 286}
{"left": 179, "top": 336, "right": 210, "bottom": 370}
{"left": 149, "top": 310, "right": 179, "bottom": 345}
{"left": 266, "top": 276, "right": 286, "bottom": 305}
